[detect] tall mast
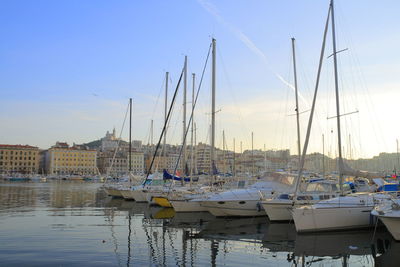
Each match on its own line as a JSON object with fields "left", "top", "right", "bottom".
{"left": 264, "top": 144, "right": 267, "bottom": 173}
{"left": 322, "top": 134, "right": 325, "bottom": 178}
{"left": 194, "top": 122, "right": 197, "bottom": 175}
{"left": 151, "top": 119, "right": 154, "bottom": 146}
{"left": 183, "top": 56, "right": 188, "bottom": 174}
{"left": 211, "top": 38, "right": 216, "bottom": 179}
{"left": 191, "top": 73, "right": 195, "bottom": 181}
{"left": 163, "top": 72, "right": 169, "bottom": 157}
{"left": 397, "top": 139, "right": 399, "bottom": 175}
{"left": 223, "top": 130, "right": 226, "bottom": 174}
{"left": 129, "top": 98, "right": 132, "bottom": 172}
{"left": 233, "top": 138, "right": 236, "bottom": 176}
{"left": 251, "top": 132, "right": 254, "bottom": 176}
{"left": 291, "top": 38, "right": 302, "bottom": 168}
{"left": 330, "top": 0, "right": 344, "bottom": 195}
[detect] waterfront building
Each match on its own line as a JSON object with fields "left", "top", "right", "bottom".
{"left": 195, "top": 143, "right": 211, "bottom": 173}
{"left": 0, "top": 144, "right": 39, "bottom": 174}
{"left": 144, "top": 154, "right": 181, "bottom": 174}
{"left": 45, "top": 142, "right": 97, "bottom": 175}
{"left": 128, "top": 151, "right": 145, "bottom": 175}
{"left": 97, "top": 150, "right": 144, "bottom": 176}
{"left": 97, "top": 151, "right": 127, "bottom": 177}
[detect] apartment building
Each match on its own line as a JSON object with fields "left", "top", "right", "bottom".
{"left": 0, "top": 144, "right": 39, "bottom": 174}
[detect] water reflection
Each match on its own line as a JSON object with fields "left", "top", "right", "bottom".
{"left": 0, "top": 181, "right": 399, "bottom": 266}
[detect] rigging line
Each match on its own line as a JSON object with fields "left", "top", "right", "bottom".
{"left": 143, "top": 66, "right": 185, "bottom": 183}
{"left": 216, "top": 45, "right": 249, "bottom": 139}
{"left": 149, "top": 75, "right": 166, "bottom": 122}
{"left": 168, "top": 42, "right": 212, "bottom": 191}
{"left": 197, "top": 0, "right": 309, "bottom": 108}
{"left": 103, "top": 100, "right": 130, "bottom": 183}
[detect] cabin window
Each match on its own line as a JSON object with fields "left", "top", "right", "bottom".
{"left": 218, "top": 201, "right": 225, "bottom": 205}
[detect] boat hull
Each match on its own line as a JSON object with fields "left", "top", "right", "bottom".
{"left": 262, "top": 201, "right": 294, "bottom": 221}
{"left": 104, "top": 187, "right": 124, "bottom": 198}
{"left": 201, "top": 200, "right": 266, "bottom": 217}
{"left": 171, "top": 199, "right": 208, "bottom": 212}
{"left": 120, "top": 189, "right": 135, "bottom": 200}
{"left": 153, "top": 197, "right": 173, "bottom": 208}
{"left": 378, "top": 216, "right": 400, "bottom": 241}
{"left": 292, "top": 205, "right": 375, "bottom": 232}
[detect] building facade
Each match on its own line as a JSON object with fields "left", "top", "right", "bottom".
{"left": 45, "top": 142, "right": 97, "bottom": 175}
{"left": 0, "top": 145, "right": 39, "bottom": 174}
{"left": 98, "top": 150, "right": 144, "bottom": 176}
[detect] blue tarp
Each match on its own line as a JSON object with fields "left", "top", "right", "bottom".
{"left": 163, "top": 169, "right": 191, "bottom": 182}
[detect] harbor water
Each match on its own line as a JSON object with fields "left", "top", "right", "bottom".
{"left": 0, "top": 181, "right": 398, "bottom": 266}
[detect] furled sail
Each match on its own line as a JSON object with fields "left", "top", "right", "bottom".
{"left": 338, "top": 160, "right": 384, "bottom": 179}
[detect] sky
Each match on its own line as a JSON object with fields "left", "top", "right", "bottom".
{"left": 1, "top": 0, "right": 400, "bottom": 159}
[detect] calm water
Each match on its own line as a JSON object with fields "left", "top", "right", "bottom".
{"left": 0, "top": 181, "right": 398, "bottom": 266}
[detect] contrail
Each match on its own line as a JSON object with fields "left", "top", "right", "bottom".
{"left": 197, "top": 0, "right": 309, "bottom": 107}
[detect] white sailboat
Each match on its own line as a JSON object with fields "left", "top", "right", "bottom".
{"left": 292, "top": 0, "right": 391, "bottom": 232}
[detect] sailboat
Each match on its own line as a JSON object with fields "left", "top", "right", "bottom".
{"left": 292, "top": 0, "right": 392, "bottom": 232}
{"left": 261, "top": 38, "right": 355, "bottom": 221}
{"left": 371, "top": 198, "right": 400, "bottom": 241}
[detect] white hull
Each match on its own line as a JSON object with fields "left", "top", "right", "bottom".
{"left": 104, "top": 187, "right": 124, "bottom": 198}
{"left": 121, "top": 189, "right": 148, "bottom": 202}
{"left": 120, "top": 189, "right": 135, "bottom": 200}
{"left": 262, "top": 199, "right": 322, "bottom": 221}
{"left": 292, "top": 193, "right": 390, "bottom": 232}
{"left": 170, "top": 199, "right": 208, "bottom": 212}
{"left": 201, "top": 200, "right": 265, "bottom": 217}
{"left": 292, "top": 205, "right": 375, "bottom": 232}
{"left": 379, "top": 216, "right": 400, "bottom": 241}
{"left": 262, "top": 201, "right": 293, "bottom": 221}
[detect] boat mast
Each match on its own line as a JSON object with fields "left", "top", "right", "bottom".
{"left": 163, "top": 72, "right": 169, "bottom": 157}
{"left": 293, "top": 4, "right": 331, "bottom": 201}
{"left": 223, "top": 130, "right": 226, "bottom": 174}
{"left": 150, "top": 119, "right": 154, "bottom": 146}
{"left": 129, "top": 98, "right": 132, "bottom": 173}
{"left": 291, "top": 38, "right": 302, "bottom": 168}
{"left": 233, "top": 138, "right": 236, "bottom": 176}
{"left": 330, "top": 0, "right": 344, "bottom": 195}
{"left": 251, "top": 132, "right": 254, "bottom": 176}
{"left": 264, "top": 144, "right": 267, "bottom": 173}
{"left": 211, "top": 38, "right": 216, "bottom": 181}
{"left": 397, "top": 139, "right": 399, "bottom": 175}
{"left": 183, "top": 56, "right": 188, "bottom": 176}
{"left": 322, "top": 134, "right": 325, "bottom": 178}
{"left": 190, "top": 73, "right": 195, "bottom": 185}
{"left": 194, "top": 122, "right": 197, "bottom": 175}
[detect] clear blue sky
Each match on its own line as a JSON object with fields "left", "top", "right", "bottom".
{"left": 1, "top": 0, "right": 400, "bottom": 158}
